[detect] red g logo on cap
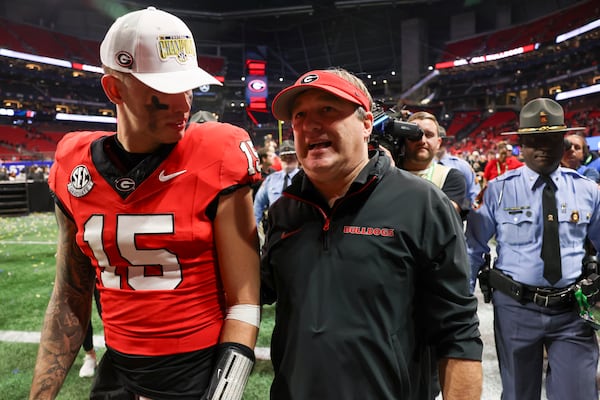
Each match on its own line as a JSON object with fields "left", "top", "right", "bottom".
{"left": 301, "top": 74, "right": 319, "bottom": 84}
{"left": 116, "top": 51, "right": 134, "bottom": 68}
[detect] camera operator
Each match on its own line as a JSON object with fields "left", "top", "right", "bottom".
{"left": 391, "top": 111, "right": 470, "bottom": 399}
{"left": 400, "top": 111, "right": 469, "bottom": 218}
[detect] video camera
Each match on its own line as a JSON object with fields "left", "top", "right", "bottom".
{"left": 369, "top": 106, "right": 423, "bottom": 165}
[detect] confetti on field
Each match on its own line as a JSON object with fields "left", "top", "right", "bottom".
{"left": 0, "top": 213, "right": 57, "bottom": 242}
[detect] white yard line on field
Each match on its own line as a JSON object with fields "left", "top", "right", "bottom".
{"left": 0, "top": 239, "right": 270, "bottom": 360}
{"left": 0, "top": 240, "right": 56, "bottom": 245}
{"left": 0, "top": 330, "right": 272, "bottom": 360}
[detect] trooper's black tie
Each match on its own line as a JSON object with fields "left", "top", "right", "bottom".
{"left": 282, "top": 173, "right": 290, "bottom": 191}
{"left": 540, "top": 175, "right": 561, "bottom": 284}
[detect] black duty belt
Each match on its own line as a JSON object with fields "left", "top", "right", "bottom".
{"left": 488, "top": 269, "right": 575, "bottom": 308}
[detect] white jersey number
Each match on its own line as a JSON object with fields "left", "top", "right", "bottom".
{"left": 239, "top": 140, "right": 260, "bottom": 176}
{"left": 83, "top": 214, "right": 182, "bottom": 290}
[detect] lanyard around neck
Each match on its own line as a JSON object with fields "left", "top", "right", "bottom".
{"left": 423, "top": 163, "right": 435, "bottom": 182}
{"left": 497, "top": 160, "right": 507, "bottom": 175}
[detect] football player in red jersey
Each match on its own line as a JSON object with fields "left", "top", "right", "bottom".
{"left": 30, "top": 7, "right": 261, "bottom": 400}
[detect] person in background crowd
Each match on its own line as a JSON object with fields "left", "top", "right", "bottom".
{"left": 467, "top": 97, "right": 600, "bottom": 400}
{"left": 472, "top": 151, "right": 488, "bottom": 188}
{"left": 402, "top": 111, "right": 469, "bottom": 218}
{"left": 436, "top": 125, "right": 480, "bottom": 207}
{"left": 252, "top": 147, "right": 277, "bottom": 198}
{"left": 581, "top": 140, "right": 600, "bottom": 179}
{"left": 8, "top": 169, "right": 18, "bottom": 181}
{"left": 30, "top": 7, "right": 260, "bottom": 400}
{"left": 483, "top": 141, "right": 523, "bottom": 184}
{"left": 581, "top": 138, "right": 599, "bottom": 166}
{"left": 467, "top": 150, "right": 480, "bottom": 166}
{"left": 561, "top": 133, "right": 600, "bottom": 183}
{"left": 261, "top": 67, "right": 482, "bottom": 400}
{"left": 78, "top": 287, "right": 102, "bottom": 378}
{"left": 258, "top": 147, "right": 276, "bottom": 177}
{"left": 485, "top": 148, "right": 496, "bottom": 168}
{"left": 27, "top": 165, "right": 46, "bottom": 182}
{"left": 263, "top": 134, "right": 282, "bottom": 171}
{"left": 253, "top": 140, "right": 300, "bottom": 227}
{"left": 0, "top": 166, "right": 8, "bottom": 181}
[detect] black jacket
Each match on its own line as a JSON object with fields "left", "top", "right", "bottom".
{"left": 261, "top": 152, "right": 482, "bottom": 399}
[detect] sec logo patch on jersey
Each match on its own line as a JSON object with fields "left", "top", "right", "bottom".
{"left": 68, "top": 164, "right": 94, "bottom": 198}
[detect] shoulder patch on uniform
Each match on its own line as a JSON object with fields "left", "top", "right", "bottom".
{"left": 67, "top": 165, "right": 94, "bottom": 198}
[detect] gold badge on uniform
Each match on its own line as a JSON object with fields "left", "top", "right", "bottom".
{"left": 570, "top": 210, "right": 579, "bottom": 223}
{"left": 548, "top": 214, "right": 554, "bottom": 222}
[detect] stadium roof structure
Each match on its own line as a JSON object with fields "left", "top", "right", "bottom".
{"left": 0, "top": 0, "right": 591, "bottom": 87}
{"left": 0, "top": 0, "right": 597, "bottom": 131}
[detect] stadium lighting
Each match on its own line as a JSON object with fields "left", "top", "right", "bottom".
{"left": 556, "top": 18, "right": 600, "bottom": 44}
{"left": 555, "top": 84, "right": 600, "bottom": 101}
{"left": 0, "top": 48, "right": 71, "bottom": 68}
{"left": 434, "top": 43, "right": 538, "bottom": 70}
{"left": 0, "top": 48, "right": 103, "bottom": 74}
{"left": 55, "top": 113, "right": 116, "bottom": 124}
{"left": 400, "top": 69, "right": 439, "bottom": 98}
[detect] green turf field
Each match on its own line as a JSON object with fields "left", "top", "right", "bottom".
{"left": 0, "top": 212, "right": 274, "bottom": 399}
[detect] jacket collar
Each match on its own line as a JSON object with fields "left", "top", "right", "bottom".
{"left": 286, "top": 150, "right": 391, "bottom": 206}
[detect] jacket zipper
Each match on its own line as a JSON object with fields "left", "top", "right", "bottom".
{"left": 284, "top": 175, "right": 378, "bottom": 251}
{"left": 283, "top": 175, "right": 379, "bottom": 330}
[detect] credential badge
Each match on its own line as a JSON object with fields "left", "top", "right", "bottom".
{"left": 68, "top": 165, "right": 94, "bottom": 198}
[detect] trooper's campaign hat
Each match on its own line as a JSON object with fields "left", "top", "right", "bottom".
{"left": 502, "top": 97, "right": 585, "bottom": 135}
{"left": 279, "top": 140, "right": 296, "bottom": 156}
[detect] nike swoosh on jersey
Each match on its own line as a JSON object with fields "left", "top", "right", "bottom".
{"left": 281, "top": 228, "right": 302, "bottom": 240}
{"left": 158, "top": 169, "right": 187, "bottom": 182}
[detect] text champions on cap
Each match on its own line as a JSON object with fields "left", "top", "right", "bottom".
{"left": 157, "top": 35, "right": 196, "bottom": 64}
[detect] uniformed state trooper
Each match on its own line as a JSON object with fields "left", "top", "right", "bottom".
{"left": 466, "top": 97, "right": 600, "bottom": 400}
{"left": 253, "top": 140, "right": 301, "bottom": 226}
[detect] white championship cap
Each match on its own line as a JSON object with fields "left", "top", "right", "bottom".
{"left": 100, "top": 6, "right": 222, "bottom": 94}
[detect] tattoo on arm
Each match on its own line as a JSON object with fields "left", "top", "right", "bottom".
{"left": 30, "top": 207, "right": 96, "bottom": 399}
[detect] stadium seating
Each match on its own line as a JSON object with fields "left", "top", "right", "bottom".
{"left": 0, "top": 3, "right": 598, "bottom": 163}
{"left": 440, "top": 0, "right": 597, "bottom": 62}
{"left": 446, "top": 111, "right": 482, "bottom": 138}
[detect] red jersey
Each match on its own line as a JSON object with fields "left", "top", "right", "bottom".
{"left": 483, "top": 156, "right": 523, "bottom": 182}
{"left": 49, "top": 122, "right": 260, "bottom": 356}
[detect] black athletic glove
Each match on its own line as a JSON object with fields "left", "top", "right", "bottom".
{"left": 202, "top": 342, "right": 255, "bottom": 400}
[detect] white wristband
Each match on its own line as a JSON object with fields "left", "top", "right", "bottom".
{"left": 225, "top": 304, "right": 261, "bottom": 328}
